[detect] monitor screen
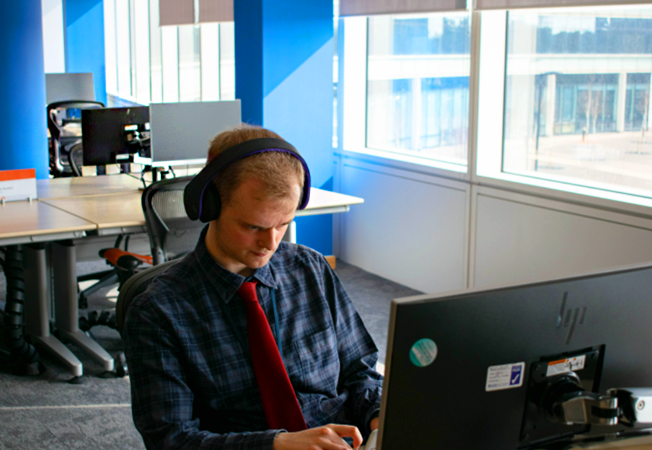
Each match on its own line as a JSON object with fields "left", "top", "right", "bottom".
{"left": 81, "top": 107, "right": 150, "bottom": 166}
{"left": 45, "top": 73, "right": 95, "bottom": 104}
{"left": 149, "top": 100, "right": 241, "bottom": 167}
{"left": 377, "top": 263, "right": 652, "bottom": 449}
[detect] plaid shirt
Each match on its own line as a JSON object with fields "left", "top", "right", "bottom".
{"left": 123, "top": 227, "right": 383, "bottom": 449}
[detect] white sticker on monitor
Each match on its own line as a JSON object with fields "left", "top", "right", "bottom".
{"left": 485, "top": 362, "right": 525, "bottom": 392}
{"left": 546, "top": 355, "right": 586, "bottom": 377}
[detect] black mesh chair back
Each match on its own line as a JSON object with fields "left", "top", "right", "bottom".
{"left": 142, "top": 176, "right": 205, "bottom": 265}
{"left": 47, "top": 100, "right": 105, "bottom": 177}
{"left": 68, "top": 142, "right": 84, "bottom": 177}
{"left": 115, "top": 259, "right": 179, "bottom": 336}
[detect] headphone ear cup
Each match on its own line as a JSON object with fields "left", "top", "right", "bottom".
{"left": 199, "top": 183, "right": 221, "bottom": 223}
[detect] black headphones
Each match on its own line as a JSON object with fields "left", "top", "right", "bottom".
{"left": 184, "top": 137, "right": 311, "bottom": 223}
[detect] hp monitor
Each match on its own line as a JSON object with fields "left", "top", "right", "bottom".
{"left": 377, "top": 262, "right": 652, "bottom": 449}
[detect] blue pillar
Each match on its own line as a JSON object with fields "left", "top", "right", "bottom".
{"left": 0, "top": 3, "right": 49, "bottom": 179}
{"left": 235, "top": 0, "right": 335, "bottom": 255}
{"left": 65, "top": 0, "right": 106, "bottom": 105}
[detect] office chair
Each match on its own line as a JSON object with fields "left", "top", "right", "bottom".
{"left": 80, "top": 176, "right": 204, "bottom": 372}
{"left": 68, "top": 143, "right": 84, "bottom": 177}
{"left": 77, "top": 233, "right": 154, "bottom": 311}
{"left": 112, "top": 259, "right": 180, "bottom": 376}
{"left": 115, "top": 259, "right": 180, "bottom": 336}
{"left": 141, "top": 176, "right": 205, "bottom": 265}
{"left": 47, "top": 100, "right": 105, "bottom": 178}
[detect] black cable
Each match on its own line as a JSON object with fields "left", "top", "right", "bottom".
{"left": 168, "top": 166, "right": 176, "bottom": 178}
{"left": 126, "top": 170, "right": 148, "bottom": 189}
{"left": 1, "top": 246, "right": 43, "bottom": 375}
{"left": 79, "top": 309, "right": 118, "bottom": 332}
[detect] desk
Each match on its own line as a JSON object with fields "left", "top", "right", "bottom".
{"left": 3, "top": 175, "right": 364, "bottom": 376}
{"left": 41, "top": 185, "right": 364, "bottom": 242}
{"left": 1, "top": 176, "right": 144, "bottom": 376}
{"left": 0, "top": 201, "right": 103, "bottom": 377}
{"left": 0, "top": 201, "right": 94, "bottom": 246}
{"left": 300, "top": 188, "right": 364, "bottom": 216}
{"left": 41, "top": 184, "right": 364, "bottom": 226}
{"left": 41, "top": 191, "right": 146, "bottom": 236}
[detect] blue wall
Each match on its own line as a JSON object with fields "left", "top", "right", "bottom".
{"left": 0, "top": 3, "right": 49, "bottom": 179}
{"left": 235, "top": 0, "right": 335, "bottom": 255}
{"left": 66, "top": 0, "right": 106, "bottom": 105}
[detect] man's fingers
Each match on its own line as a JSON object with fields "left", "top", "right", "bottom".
{"left": 324, "top": 424, "right": 363, "bottom": 449}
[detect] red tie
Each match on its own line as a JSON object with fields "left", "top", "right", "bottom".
{"left": 238, "top": 281, "right": 307, "bottom": 432}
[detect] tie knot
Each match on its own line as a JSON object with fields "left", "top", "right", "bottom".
{"left": 238, "top": 281, "right": 258, "bottom": 303}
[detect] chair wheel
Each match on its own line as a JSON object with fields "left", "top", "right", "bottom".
{"left": 115, "top": 352, "right": 128, "bottom": 377}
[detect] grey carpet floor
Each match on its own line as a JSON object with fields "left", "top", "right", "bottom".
{"left": 0, "top": 259, "right": 421, "bottom": 449}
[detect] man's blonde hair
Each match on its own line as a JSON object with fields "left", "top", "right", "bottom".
{"left": 207, "top": 124, "right": 305, "bottom": 207}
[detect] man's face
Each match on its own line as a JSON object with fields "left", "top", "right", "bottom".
{"left": 205, "top": 177, "right": 301, "bottom": 276}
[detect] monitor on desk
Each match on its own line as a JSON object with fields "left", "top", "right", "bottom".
{"left": 377, "top": 263, "right": 652, "bottom": 450}
{"left": 149, "top": 100, "right": 241, "bottom": 167}
{"left": 46, "top": 73, "right": 95, "bottom": 104}
{"left": 81, "top": 107, "right": 150, "bottom": 167}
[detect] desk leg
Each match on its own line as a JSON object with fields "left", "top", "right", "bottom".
{"left": 52, "top": 241, "right": 115, "bottom": 372}
{"left": 23, "top": 244, "right": 83, "bottom": 377}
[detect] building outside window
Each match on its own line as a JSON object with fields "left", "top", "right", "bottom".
{"left": 366, "top": 13, "right": 471, "bottom": 167}
{"left": 501, "top": 7, "right": 652, "bottom": 195}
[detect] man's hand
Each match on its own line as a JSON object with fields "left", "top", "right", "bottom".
{"left": 273, "top": 424, "right": 363, "bottom": 450}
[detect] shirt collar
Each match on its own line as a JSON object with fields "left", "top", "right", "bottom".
{"left": 193, "top": 225, "right": 278, "bottom": 304}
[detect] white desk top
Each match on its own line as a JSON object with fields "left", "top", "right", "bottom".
{"left": 37, "top": 173, "right": 144, "bottom": 200}
{"left": 0, "top": 201, "right": 95, "bottom": 244}
{"left": 299, "top": 187, "right": 364, "bottom": 214}
{"left": 40, "top": 186, "right": 364, "bottom": 229}
{"left": 40, "top": 192, "right": 146, "bottom": 230}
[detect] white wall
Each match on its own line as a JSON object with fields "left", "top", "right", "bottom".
{"left": 336, "top": 155, "right": 468, "bottom": 293}
{"left": 470, "top": 186, "right": 652, "bottom": 288}
{"left": 335, "top": 152, "right": 652, "bottom": 294}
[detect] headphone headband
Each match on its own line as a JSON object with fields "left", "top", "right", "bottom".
{"left": 184, "top": 137, "right": 311, "bottom": 222}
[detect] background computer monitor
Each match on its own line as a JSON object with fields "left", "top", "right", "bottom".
{"left": 81, "top": 107, "right": 150, "bottom": 167}
{"left": 377, "top": 262, "right": 652, "bottom": 449}
{"left": 45, "top": 73, "right": 95, "bottom": 104}
{"left": 149, "top": 100, "right": 241, "bottom": 167}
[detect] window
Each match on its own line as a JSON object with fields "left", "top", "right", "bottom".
{"left": 499, "top": 6, "right": 652, "bottom": 197}
{"left": 104, "top": 0, "right": 235, "bottom": 106}
{"left": 343, "top": 4, "right": 652, "bottom": 206}
{"left": 178, "top": 25, "right": 201, "bottom": 102}
{"left": 366, "top": 13, "right": 472, "bottom": 167}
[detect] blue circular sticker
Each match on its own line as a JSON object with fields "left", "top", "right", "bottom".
{"left": 410, "top": 338, "right": 438, "bottom": 367}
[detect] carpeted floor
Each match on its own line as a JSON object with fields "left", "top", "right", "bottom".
{"left": 0, "top": 258, "right": 421, "bottom": 449}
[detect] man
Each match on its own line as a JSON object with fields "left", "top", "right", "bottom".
{"left": 123, "top": 125, "right": 383, "bottom": 450}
